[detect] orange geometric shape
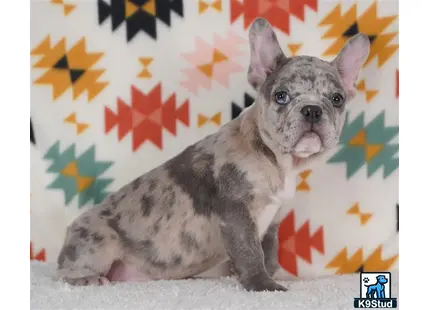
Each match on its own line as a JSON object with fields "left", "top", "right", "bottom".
{"left": 76, "top": 123, "right": 89, "bottom": 134}
{"left": 319, "top": 2, "right": 398, "bottom": 68}
{"left": 51, "top": 0, "right": 76, "bottom": 16}
{"left": 64, "top": 112, "right": 89, "bottom": 135}
{"left": 76, "top": 176, "right": 95, "bottom": 192}
{"left": 365, "top": 90, "right": 379, "bottom": 102}
{"left": 287, "top": 43, "right": 303, "bottom": 56}
{"left": 212, "top": 49, "right": 228, "bottom": 63}
{"left": 357, "top": 80, "right": 379, "bottom": 103}
{"left": 365, "top": 144, "right": 383, "bottom": 161}
{"left": 347, "top": 203, "right": 373, "bottom": 226}
{"left": 349, "top": 129, "right": 366, "bottom": 146}
{"left": 326, "top": 246, "right": 398, "bottom": 274}
{"left": 142, "top": 0, "right": 156, "bottom": 16}
{"left": 198, "top": 63, "right": 214, "bottom": 78}
{"left": 198, "top": 112, "right": 222, "bottom": 127}
{"left": 61, "top": 160, "right": 78, "bottom": 177}
{"left": 31, "top": 36, "right": 107, "bottom": 102}
{"left": 360, "top": 213, "right": 373, "bottom": 225}
{"left": 278, "top": 210, "right": 324, "bottom": 276}
{"left": 125, "top": 0, "right": 139, "bottom": 18}
{"left": 296, "top": 169, "right": 312, "bottom": 191}
{"left": 64, "top": 112, "right": 77, "bottom": 124}
{"left": 364, "top": 246, "right": 398, "bottom": 271}
{"left": 199, "top": 0, "right": 222, "bottom": 13}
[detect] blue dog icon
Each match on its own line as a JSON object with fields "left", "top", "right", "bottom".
{"left": 365, "top": 275, "right": 388, "bottom": 298}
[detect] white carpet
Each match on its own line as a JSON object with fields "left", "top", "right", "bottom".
{"left": 31, "top": 262, "right": 398, "bottom": 310}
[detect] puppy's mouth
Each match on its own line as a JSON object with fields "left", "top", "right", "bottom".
{"left": 293, "top": 130, "right": 323, "bottom": 158}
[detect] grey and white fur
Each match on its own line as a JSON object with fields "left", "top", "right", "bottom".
{"left": 56, "top": 18, "right": 370, "bottom": 292}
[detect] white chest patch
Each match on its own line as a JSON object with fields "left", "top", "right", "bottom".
{"left": 256, "top": 174, "right": 297, "bottom": 239}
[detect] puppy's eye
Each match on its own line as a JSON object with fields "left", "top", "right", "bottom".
{"left": 331, "top": 93, "right": 344, "bottom": 107}
{"left": 274, "top": 91, "right": 289, "bottom": 105}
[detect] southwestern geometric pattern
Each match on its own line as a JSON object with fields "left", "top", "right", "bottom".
{"left": 31, "top": 36, "right": 108, "bottom": 102}
{"left": 328, "top": 111, "right": 398, "bottom": 179}
{"left": 104, "top": 84, "right": 190, "bottom": 151}
{"left": 43, "top": 141, "right": 114, "bottom": 207}
{"left": 31, "top": 0, "right": 399, "bottom": 280}
{"left": 98, "top": 0, "right": 184, "bottom": 42}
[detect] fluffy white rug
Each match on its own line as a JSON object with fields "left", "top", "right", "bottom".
{"left": 31, "top": 262, "right": 398, "bottom": 310}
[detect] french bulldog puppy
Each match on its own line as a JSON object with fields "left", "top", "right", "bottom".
{"left": 56, "top": 18, "right": 370, "bottom": 292}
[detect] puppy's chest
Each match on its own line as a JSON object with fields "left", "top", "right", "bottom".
{"left": 255, "top": 174, "right": 297, "bottom": 238}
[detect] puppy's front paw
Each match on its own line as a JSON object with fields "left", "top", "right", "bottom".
{"left": 241, "top": 273, "right": 287, "bottom": 292}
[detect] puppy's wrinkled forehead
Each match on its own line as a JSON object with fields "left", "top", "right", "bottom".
{"left": 261, "top": 56, "right": 345, "bottom": 102}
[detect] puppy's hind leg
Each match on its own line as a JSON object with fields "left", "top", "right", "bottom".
{"left": 56, "top": 224, "right": 122, "bottom": 286}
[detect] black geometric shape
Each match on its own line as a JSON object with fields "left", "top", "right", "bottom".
{"left": 231, "top": 93, "right": 255, "bottom": 120}
{"left": 126, "top": 10, "right": 157, "bottom": 41}
{"left": 356, "top": 265, "right": 365, "bottom": 273}
{"left": 30, "top": 119, "right": 35, "bottom": 145}
{"left": 69, "top": 69, "right": 85, "bottom": 84}
{"left": 53, "top": 55, "right": 69, "bottom": 70}
{"left": 343, "top": 22, "right": 359, "bottom": 38}
{"left": 368, "top": 35, "right": 377, "bottom": 44}
{"left": 244, "top": 93, "right": 254, "bottom": 107}
{"left": 155, "top": 0, "right": 183, "bottom": 26}
{"left": 396, "top": 203, "right": 399, "bottom": 232}
{"left": 98, "top": 0, "right": 126, "bottom": 30}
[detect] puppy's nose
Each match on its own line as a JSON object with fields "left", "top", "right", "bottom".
{"left": 301, "top": 105, "right": 323, "bottom": 123}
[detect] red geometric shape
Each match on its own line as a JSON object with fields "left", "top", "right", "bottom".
{"left": 230, "top": 0, "right": 317, "bottom": 35}
{"left": 30, "top": 242, "right": 46, "bottom": 262}
{"left": 104, "top": 84, "right": 190, "bottom": 151}
{"left": 278, "top": 210, "right": 324, "bottom": 276}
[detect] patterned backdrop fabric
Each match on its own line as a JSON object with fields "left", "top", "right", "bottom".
{"left": 30, "top": 0, "right": 399, "bottom": 280}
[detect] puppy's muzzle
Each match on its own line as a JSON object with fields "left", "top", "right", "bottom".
{"left": 300, "top": 105, "right": 322, "bottom": 123}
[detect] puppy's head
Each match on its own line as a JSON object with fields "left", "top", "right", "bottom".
{"left": 248, "top": 18, "right": 370, "bottom": 158}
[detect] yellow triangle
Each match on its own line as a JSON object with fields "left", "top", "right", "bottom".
{"left": 142, "top": 0, "right": 156, "bottom": 16}
{"left": 296, "top": 181, "right": 310, "bottom": 191}
{"left": 299, "top": 169, "right": 312, "bottom": 179}
{"left": 213, "top": 0, "right": 222, "bottom": 10}
{"left": 197, "top": 114, "right": 208, "bottom": 127}
{"left": 212, "top": 49, "right": 228, "bottom": 63}
{"left": 138, "top": 69, "right": 152, "bottom": 79}
{"left": 360, "top": 213, "right": 373, "bottom": 225}
{"left": 349, "top": 129, "right": 366, "bottom": 146}
{"left": 365, "top": 90, "right": 378, "bottom": 102}
{"left": 287, "top": 43, "right": 303, "bottom": 56}
{"left": 347, "top": 203, "right": 360, "bottom": 215}
{"left": 365, "top": 144, "right": 383, "bottom": 161}
{"left": 210, "top": 112, "right": 221, "bottom": 125}
{"left": 76, "top": 123, "right": 89, "bottom": 134}
{"left": 326, "top": 247, "right": 348, "bottom": 269}
{"left": 139, "top": 57, "right": 153, "bottom": 66}
{"left": 76, "top": 176, "right": 94, "bottom": 192}
{"left": 64, "top": 112, "right": 77, "bottom": 124}
{"left": 61, "top": 160, "right": 78, "bottom": 177}
{"left": 199, "top": 0, "right": 209, "bottom": 13}
{"left": 63, "top": 4, "right": 76, "bottom": 16}
{"left": 125, "top": 0, "right": 139, "bottom": 18}
{"left": 356, "top": 80, "right": 365, "bottom": 91}
{"left": 198, "top": 63, "right": 213, "bottom": 77}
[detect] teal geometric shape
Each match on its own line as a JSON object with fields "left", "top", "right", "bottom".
{"left": 327, "top": 111, "right": 399, "bottom": 179}
{"left": 43, "top": 141, "right": 115, "bottom": 208}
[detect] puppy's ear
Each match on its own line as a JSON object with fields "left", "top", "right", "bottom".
{"left": 248, "top": 18, "right": 286, "bottom": 89}
{"left": 333, "top": 34, "right": 370, "bottom": 95}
